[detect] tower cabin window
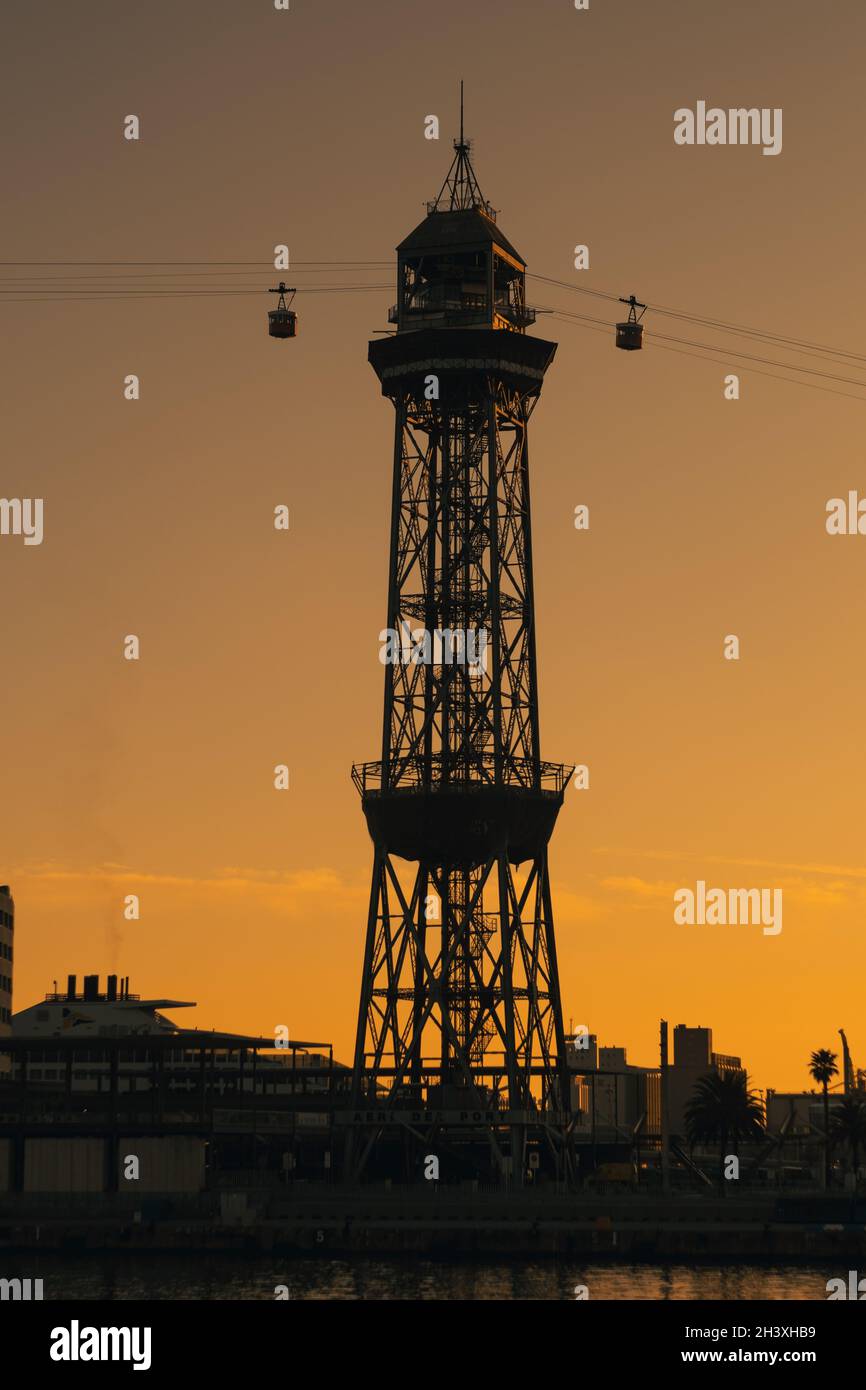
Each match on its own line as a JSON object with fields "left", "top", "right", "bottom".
{"left": 400, "top": 249, "right": 489, "bottom": 327}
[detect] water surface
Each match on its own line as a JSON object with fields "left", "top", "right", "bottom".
{"left": 0, "top": 1255, "right": 840, "bottom": 1300}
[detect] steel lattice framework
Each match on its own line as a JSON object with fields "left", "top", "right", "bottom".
{"left": 346, "top": 131, "right": 573, "bottom": 1185}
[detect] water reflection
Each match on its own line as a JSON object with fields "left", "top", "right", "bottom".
{"left": 0, "top": 1255, "right": 838, "bottom": 1301}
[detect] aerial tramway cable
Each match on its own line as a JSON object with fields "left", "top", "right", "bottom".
{"left": 2, "top": 258, "right": 866, "bottom": 400}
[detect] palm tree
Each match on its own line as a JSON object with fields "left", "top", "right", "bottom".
{"left": 831, "top": 1096, "right": 866, "bottom": 1188}
{"left": 684, "top": 1070, "right": 764, "bottom": 1191}
{"left": 809, "top": 1049, "right": 839, "bottom": 1189}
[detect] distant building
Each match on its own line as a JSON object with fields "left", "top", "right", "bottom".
{"left": 673, "top": 1024, "right": 711, "bottom": 1068}
{"left": 567, "top": 1031, "right": 598, "bottom": 1070}
{"left": 10, "top": 973, "right": 344, "bottom": 1095}
{"left": 668, "top": 1023, "right": 745, "bottom": 1138}
{"left": 0, "top": 886, "right": 13, "bottom": 1075}
{"left": 766, "top": 1089, "right": 842, "bottom": 1136}
{"left": 567, "top": 1035, "right": 660, "bottom": 1141}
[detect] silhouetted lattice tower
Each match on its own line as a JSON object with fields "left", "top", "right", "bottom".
{"left": 348, "top": 117, "right": 573, "bottom": 1184}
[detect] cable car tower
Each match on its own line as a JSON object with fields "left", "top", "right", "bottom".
{"left": 347, "top": 95, "right": 574, "bottom": 1186}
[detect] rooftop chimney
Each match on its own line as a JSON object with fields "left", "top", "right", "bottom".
{"left": 66, "top": 974, "right": 77, "bottom": 1001}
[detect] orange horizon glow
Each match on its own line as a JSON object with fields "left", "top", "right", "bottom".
{"left": 4, "top": 0, "right": 866, "bottom": 1101}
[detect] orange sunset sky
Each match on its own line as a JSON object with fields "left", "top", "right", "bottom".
{"left": 3, "top": 0, "right": 866, "bottom": 1095}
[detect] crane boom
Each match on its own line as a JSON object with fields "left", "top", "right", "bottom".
{"left": 839, "top": 1029, "right": 855, "bottom": 1093}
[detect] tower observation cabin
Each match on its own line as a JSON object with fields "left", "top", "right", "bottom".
{"left": 388, "top": 133, "right": 534, "bottom": 335}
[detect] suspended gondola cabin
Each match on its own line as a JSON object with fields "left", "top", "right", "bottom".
{"left": 615, "top": 294, "right": 646, "bottom": 351}
{"left": 268, "top": 282, "right": 298, "bottom": 339}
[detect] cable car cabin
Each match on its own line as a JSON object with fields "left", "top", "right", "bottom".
{"left": 268, "top": 307, "right": 297, "bottom": 340}
{"left": 615, "top": 320, "right": 643, "bottom": 351}
{"left": 267, "top": 282, "right": 298, "bottom": 340}
{"left": 615, "top": 294, "right": 646, "bottom": 351}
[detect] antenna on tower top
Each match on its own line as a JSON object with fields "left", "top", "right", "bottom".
{"left": 427, "top": 80, "right": 496, "bottom": 218}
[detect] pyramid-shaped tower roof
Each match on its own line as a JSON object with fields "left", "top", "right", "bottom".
{"left": 397, "top": 205, "right": 525, "bottom": 268}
